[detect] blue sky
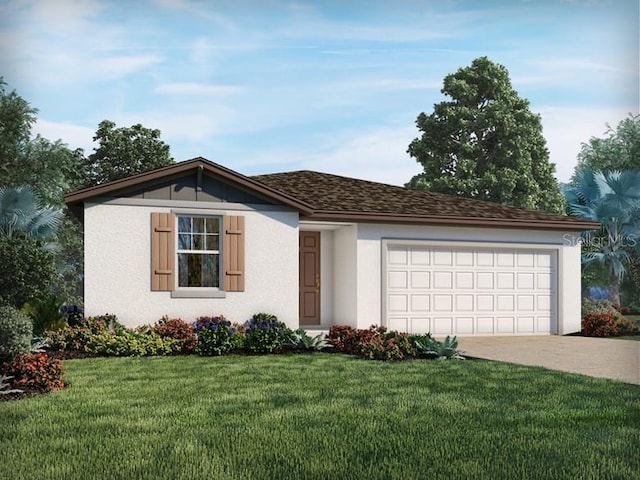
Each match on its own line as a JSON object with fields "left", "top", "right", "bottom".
{"left": 1, "top": 0, "right": 638, "bottom": 185}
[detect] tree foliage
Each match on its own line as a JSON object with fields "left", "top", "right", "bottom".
{"left": 0, "top": 186, "right": 62, "bottom": 241}
{"left": 0, "top": 79, "right": 85, "bottom": 304}
{"left": 407, "top": 57, "right": 564, "bottom": 214}
{"left": 564, "top": 168, "right": 640, "bottom": 305}
{"left": 575, "top": 114, "right": 640, "bottom": 174}
{"left": 85, "top": 120, "right": 174, "bottom": 186}
{"left": 0, "top": 236, "right": 57, "bottom": 309}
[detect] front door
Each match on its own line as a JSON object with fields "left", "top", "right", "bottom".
{"left": 299, "top": 231, "right": 320, "bottom": 325}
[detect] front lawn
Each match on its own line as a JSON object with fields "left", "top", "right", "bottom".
{"left": 1, "top": 354, "right": 638, "bottom": 480}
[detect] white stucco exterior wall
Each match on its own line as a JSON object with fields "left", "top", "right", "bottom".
{"left": 332, "top": 224, "right": 358, "bottom": 327}
{"left": 84, "top": 201, "right": 299, "bottom": 328}
{"left": 355, "top": 224, "right": 583, "bottom": 335}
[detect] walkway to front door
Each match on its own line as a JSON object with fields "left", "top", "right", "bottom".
{"left": 299, "top": 231, "right": 320, "bottom": 325}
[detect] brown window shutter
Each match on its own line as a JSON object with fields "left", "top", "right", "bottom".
{"left": 151, "top": 212, "right": 175, "bottom": 291}
{"left": 223, "top": 215, "right": 245, "bottom": 292}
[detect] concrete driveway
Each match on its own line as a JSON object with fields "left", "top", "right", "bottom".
{"left": 458, "top": 336, "right": 640, "bottom": 385}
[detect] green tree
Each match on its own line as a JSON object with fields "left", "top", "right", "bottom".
{"left": 575, "top": 114, "right": 640, "bottom": 174}
{"left": 0, "top": 186, "right": 62, "bottom": 241}
{"left": 565, "top": 168, "right": 640, "bottom": 305}
{"left": 85, "top": 120, "right": 174, "bottom": 186}
{"left": 0, "top": 79, "right": 85, "bottom": 303}
{"left": 0, "top": 236, "right": 57, "bottom": 308}
{"left": 407, "top": 57, "right": 564, "bottom": 214}
{"left": 0, "top": 78, "right": 37, "bottom": 169}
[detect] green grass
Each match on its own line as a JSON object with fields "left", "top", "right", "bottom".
{"left": 1, "top": 354, "right": 639, "bottom": 480}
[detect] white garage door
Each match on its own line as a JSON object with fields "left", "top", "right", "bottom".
{"left": 384, "top": 244, "right": 556, "bottom": 336}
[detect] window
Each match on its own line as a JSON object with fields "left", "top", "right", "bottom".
{"left": 151, "top": 212, "right": 244, "bottom": 293}
{"left": 177, "top": 215, "right": 221, "bottom": 288}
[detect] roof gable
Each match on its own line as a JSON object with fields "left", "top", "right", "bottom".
{"left": 64, "top": 157, "right": 314, "bottom": 214}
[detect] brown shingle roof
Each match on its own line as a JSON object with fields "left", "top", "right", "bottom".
{"left": 64, "top": 157, "right": 598, "bottom": 231}
{"left": 252, "top": 170, "right": 598, "bottom": 230}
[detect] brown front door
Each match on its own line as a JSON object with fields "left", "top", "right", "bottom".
{"left": 299, "top": 231, "right": 320, "bottom": 325}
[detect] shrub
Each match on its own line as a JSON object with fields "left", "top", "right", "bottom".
{"left": 327, "top": 325, "right": 416, "bottom": 361}
{"left": 614, "top": 316, "right": 639, "bottom": 336}
{"left": 326, "top": 325, "right": 360, "bottom": 354}
{"left": 285, "top": 329, "right": 329, "bottom": 351}
{"left": 0, "top": 305, "right": 33, "bottom": 360}
{"left": 153, "top": 317, "right": 197, "bottom": 354}
{"left": 0, "top": 236, "right": 57, "bottom": 308}
{"left": 85, "top": 331, "right": 181, "bottom": 357}
{"left": 243, "top": 313, "right": 291, "bottom": 354}
{"left": 194, "top": 316, "right": 242, "bottom": 356}
{"left": 22, "top": 294, "right": 66, "bottom": 336}
{"left": 45, "top": 314, "right": 122, "bottom": 352}
{"left": 414, "top": 335, "right": 465, "bottom": 360}
{"left": 582, "top": 312, "right": 619, "bottom": 337}
{"left": 612, "top": 304, "right": 632, "bottom": 316}
{"left": 358, "top": 327, "right": 416, "bottom": 361}
{"left": 581, "top": 298, "right": 621, "bottom": 318}
{"left": 61, "top": 304, "right": 84, "bottom": 327}
{"left": 0, "top": 353, "right": 64, "bottom": 393}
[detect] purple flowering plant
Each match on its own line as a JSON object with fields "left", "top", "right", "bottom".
{"left": 194, "top": 315, "right": 242, "bottom": 356}
{"left": 243, "top": 313, "right": 291, "bottom": 354}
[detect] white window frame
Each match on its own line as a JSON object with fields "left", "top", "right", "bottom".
{"left": 175, "top": 214, "right": 222, "bottom": 290}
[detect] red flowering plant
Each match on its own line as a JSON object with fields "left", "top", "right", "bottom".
{"left": 0, "top": 353, "right": 64, "bottom": 393}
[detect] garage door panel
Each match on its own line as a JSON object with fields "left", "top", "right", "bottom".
{"left": 476, "top": 317, "right": 495, "bottom": 334}
{"left": 410, "top": 317, "right": 431, "bottom": 334}
{"left": 456, "top": 251, "right": 474, "bottom": 266}
{"left": 385, "top": 245, "right": 556, "bottom": 336}
{"left": 388, "top": 248, "right": 408, "bottom": 265}
{"left": 388, "top": 317, "right": 409, "bottom": 332}
{"left": 433, "top": 317, "right": 453, "bottom": 334}
{"left": 497, "top": 295, "right": 515, "bottom": 311}
{"left": 517, "top": 273, "right": 535, "bottom": 289}
{"left": 410, "top": 249, "right": 430, "bottom": 265}
{"left": 433, "top": 250, "right": 453, "bottom": 265}
{"left": 517, "top": 316, "right": 535, "bottom": 333}
{"left": 455, "top": 294, "right": 474, "bottom": 311}
{"left": 411, "top": 294, "right": 430, "bottom": 311}
{"left": 433, "top": 271, "right": 453, "bottom": 288}
{"left": 497, "top": 317, "right": 515, "bottom": 333}
{"left": 477, "top": 272, "right": 494, "bottom": 289}
{"left": 456, "top": 317, "right": 474, "bottom": 334}
{"left": 433, "top": 294, "right": 453, "bottom": 311}
{"left": 497, "top": 272, "right": 515, "bottom": 289}
{"left": 388, "top": 294, "right": 408, "bottom": 312}
{"left": 411, "top": 271, "right": 430, "bottom": 288}
{"left": 388, "top": 270, "right": 408, "bottom": 288}
{"left": 456, "top": 272, "right": 474, "bottom": 288}
{"left": 537, "top": 317, "right": 551, "bottom": 332}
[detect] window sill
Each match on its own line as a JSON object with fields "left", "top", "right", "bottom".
{"left": 170, "top": 289, "right": 227, "bottom": 299}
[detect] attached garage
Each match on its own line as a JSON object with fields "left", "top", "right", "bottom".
{"left": 384, "top": 241, "right": 557, "bottom": 336}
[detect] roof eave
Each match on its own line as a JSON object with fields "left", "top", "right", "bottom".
{"left": 64, "top": 157, "right": 315, "bottom": 215}
{"left": 304, "top": 211, "right": 601, "bottom": 231}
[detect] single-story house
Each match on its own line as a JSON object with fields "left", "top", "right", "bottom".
{"left": 65, "top": 157, "right": 598, "bottom": 336}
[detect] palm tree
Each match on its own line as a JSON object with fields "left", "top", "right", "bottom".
{"left": 565, "top": 168, "right": 640, "bottom": 305}
{"left": 0, "top": 186, "right": 62, "bottom": 241}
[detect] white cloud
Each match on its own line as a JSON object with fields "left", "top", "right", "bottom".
{"left": 155, "top": 82, "right": 245, "bottom": 96}
{"left": 33, "top": 119, "right": 96, "bottom": 153}
{"left": 241, "top": 124, "right": 421, "bottom": 186}
{"left": 92, "top": 54, "right": 163, "bottom": 78}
